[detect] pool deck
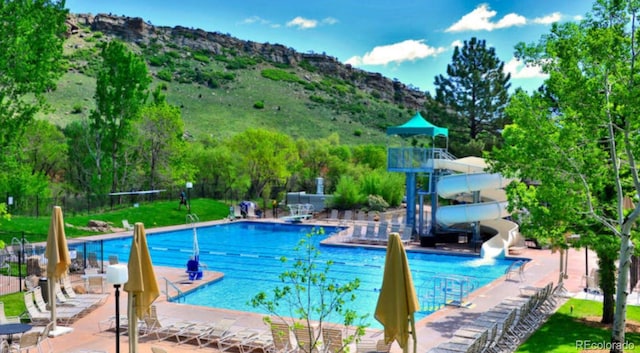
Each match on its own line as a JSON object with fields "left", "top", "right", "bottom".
{"left": 47, "top": 218, "right": 632, "bottom": 353}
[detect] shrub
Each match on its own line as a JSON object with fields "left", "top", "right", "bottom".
{"left": 71, "top": 104, "right": 83, "bottom": 114}
{"left": 353, "top": 129, "right": 362, "bottom": 137}
{"left": 261, "top": 68, "right": 302, "bottom": 83}
{"left": 156, "top": 68, "right": 173, "bottom": 82}
{"left": 331, "top": 175, "right": 364, "bottom": 209}
{"left": 193, "top": 53, "right": 210, "bottom": 63}
{"left": 253, "top": 100, "right": 265, "bottom": 109}
{"left": 367, "top": 194, "right": 389, "bottom": 212}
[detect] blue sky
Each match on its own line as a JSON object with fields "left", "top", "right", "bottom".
{"left": 65, "top": 1, "right": 594, "bottom": 94}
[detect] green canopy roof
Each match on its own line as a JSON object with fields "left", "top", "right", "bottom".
{"left": 387, "top": 112, "right": 448, "bottom": 138}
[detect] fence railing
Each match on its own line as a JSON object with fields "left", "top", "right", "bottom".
{"left": 0, "top": 233, "right": 114, "bottom": 297}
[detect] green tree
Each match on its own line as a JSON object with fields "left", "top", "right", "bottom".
{"left": 89, "top": 40, "right": 151, "bottom": 194}
{"left": 430, "top": 37, "right": 511, "bottom": 156}
{"left": 227, "top": 128, "right": 299, "bottom": 199}
{"left": 0, "top": 0, "right": 67, "bottom": 208}
{"left": 490, "top": 1, "right": 640, "bottom": 349}
{"left": 0, "top": 0, "right": 67, "bottom": 148}
{"left": 137, "top": 99, "right": 186, "bottom": 190}
{"left": 20, "top": 120, "right": 67, "bottom": 180}
{"left": 250, "top": 227, "right": 367, "bottom": 353}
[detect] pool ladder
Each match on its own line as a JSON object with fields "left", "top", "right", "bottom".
{"left": 186, "top": 213, "right": 199, "bottom": 225}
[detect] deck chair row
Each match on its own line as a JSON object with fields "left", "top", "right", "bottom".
{"left": 327, "top": 209, "right": 404, "bottom": 225}
{"left": 345, "top": 221, "right": 413, "bottom": 245}
{"left": 427, "top": 282, "right": 559, "bottom": 353}
{"left": 114, "top": 309, "right": 391, "bottom": 353}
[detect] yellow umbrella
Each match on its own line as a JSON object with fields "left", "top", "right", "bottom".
{"left": 374, "top": 232, "right": 419, "bottom": 353}
{"left": 123, "top": 223, "right": 159, "bottom": 353}
{"left": 45, "top": 206, "right": 71, "bottom": 331}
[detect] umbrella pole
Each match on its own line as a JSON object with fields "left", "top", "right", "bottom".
{"left": 128, "top": 294, "right": 138, "bottom": 353}
{"left": 48, "top": 277, "right": 57, "bottom": 331}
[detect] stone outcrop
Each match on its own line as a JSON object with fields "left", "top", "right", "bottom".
{"left": 67, "top": 13, "right": 427, "bottom": 109}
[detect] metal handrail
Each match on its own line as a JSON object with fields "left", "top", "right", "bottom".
{"left": 162, "top": 276, "right": 184, "bottom": 302}
{"left": 186, "top": 213, "right": 199, "bottom": 225}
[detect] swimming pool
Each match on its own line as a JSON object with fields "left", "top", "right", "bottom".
{"left": 100, "top": 221, "right": 517, "bottom": 328}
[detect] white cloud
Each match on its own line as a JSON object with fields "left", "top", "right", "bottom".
{"left": 287, "top": 16, "right": 318, "bottom": 29}
{"left": 346, "top": 39, "right": 447, "bottom": 66}
{"left": 533, "top": 12, "right": 562, "bottom": 25}
{"left": 322, "top": 17, "right": 338, "bottom": 25}
{"left": 241, "top": 16, "right": 270, "bottom": 25}
{"left": 451, "top": 40, "right": 463, "bottom": 48}
{"left": 446, "top": 4, "right": 562, "bottom": 32}
{"left": 504, "top": 57, "right": 547, "bottom": 79}
{"left": 495, "top": 13, "right": 526, "bottom": 28}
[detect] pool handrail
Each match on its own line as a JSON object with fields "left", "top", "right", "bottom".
{"left": 162, "top": 276, "right": 184, "bottom": 302}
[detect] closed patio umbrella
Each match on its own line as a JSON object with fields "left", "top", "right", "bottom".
{"left": 45, "top": 206, "right": 71, "bottom": 333}
{"left": 124, "top": 223, "right": 159, "bottom": 353}
{"left": 374, "top": 232, "right": 419, "bottom": 353}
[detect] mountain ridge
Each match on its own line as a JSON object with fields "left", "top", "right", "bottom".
{"left": 69, "top": 13, "right": 428, "bottom": 109}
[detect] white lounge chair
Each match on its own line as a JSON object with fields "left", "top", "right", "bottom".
{"left": 122, "top": 220, "right": 134, "bottom": 231}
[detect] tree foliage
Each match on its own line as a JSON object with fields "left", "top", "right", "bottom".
{"left": 430, "top": 37, "right": 510, "bottom": 156}
{"left": 0, "top": 0, "right": 67, "bottom": 148}
{"left": 89, "top": 40, "right": 151, "bottom": 193}
{"left": 0, "top": 0, "right": 67, "bottom": 206}
{"left": 250, "top": 227, "right": 366, "bottom": 353}
{"left": 490, "top": 1, "right": 640, "bottom": 349}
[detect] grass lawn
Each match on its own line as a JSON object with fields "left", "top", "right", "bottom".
{"left": 0, "top": 198, "right": 231, "bottom": 243}
{"left": 516, "top": 298, "right": 640, "bottom": 352}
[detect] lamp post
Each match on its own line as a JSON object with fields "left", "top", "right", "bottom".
{"left": 106, "top": 264, "right": 128, "bottom": 353}
{"left": 186, "top": 182, "right": 193, "bottom": 213}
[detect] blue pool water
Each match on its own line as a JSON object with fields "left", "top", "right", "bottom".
{"left": 100, "top": 221, "right": 517, "bottom": 328}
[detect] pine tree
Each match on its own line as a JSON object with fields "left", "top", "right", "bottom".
{"left": 431, "top": 37, "right": 510, "bottom": 156}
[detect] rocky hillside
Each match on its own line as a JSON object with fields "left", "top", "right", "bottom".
{"left": 54, "top": 13, "right": 430, "bottom": 144}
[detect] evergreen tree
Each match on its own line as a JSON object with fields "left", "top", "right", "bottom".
{"left": 431, "top": 37, "right": 510, "bottom": 156}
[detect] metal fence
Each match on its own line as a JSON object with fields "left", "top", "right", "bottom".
{"left": 0, "top": 231, "right": 112, "bottom": 296}
{"left": 3, "top": 181, "right": 249, "bottom": 217}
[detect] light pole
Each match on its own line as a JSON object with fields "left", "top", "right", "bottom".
{"left": 186, "top": 182, "right": 193, "bottom": 213}
{"left": 106, "top": 264, "right": 128, "bottom": 353}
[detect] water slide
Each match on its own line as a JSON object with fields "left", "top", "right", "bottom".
{"left": 433, "top": 157, "right": 521, "bottom": 258}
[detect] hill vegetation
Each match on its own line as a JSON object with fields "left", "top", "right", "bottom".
{"left": 47, "top": 13, "right": 430, "bottom": 145}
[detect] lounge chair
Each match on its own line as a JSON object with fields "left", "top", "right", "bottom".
{"left": 7, "top": 331, "right": 41, "bottom": 353}
{"left": 60, "top": 273, "right": 108, "bottom": 303}
{"left": 23, "top": 292, "right": 49, "bottom": 324}
{"left": 375, "top": 222, "right": 390, "bottom": 244}
{"left": 326, "top": 209, "right": 339, "bottom": 223}
{"left": 87, "top": 252, "right": 100, "bottom": 269}
{"left": 109, "top": 255, "right": 119, "bottom": 265}
{"left": 217, "top": 328, "right": 266, "bottom": 353}
{"left": 362, "top": 224, "right": 378, "bottom": 243}
{"left": 141, "top": 306, "right": 194, "bottom": 341}
{"left": 355, "top": 211, "right": 366, "bottom": 222}
{"left": 355, "top": 339, "right": 391, "bottom": 353}
{"left": 174, "top": 320, "right": 215, "bottom": 346}
{"left": 0, "top": 302, "right": 20, "bottom": 324}
{"left": 196, "top": 317, "right": 237, "bottom": 348}
{"left": 269, "top": 321, "right": 297, "bottom": 353}
{"left": 238, "top": 329, "right": 275, "bottom": 353}
{"left": 122, "top": 220, "right": 134, "bottom": 231}
{"left": 339, "top": 210, "right": 353, "bottom": 225}
{"left": 321, "top": 326, "right": 345, "bottom": 353}
{"left": 293, "top": 321, "right": 319, "bottom": 353}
